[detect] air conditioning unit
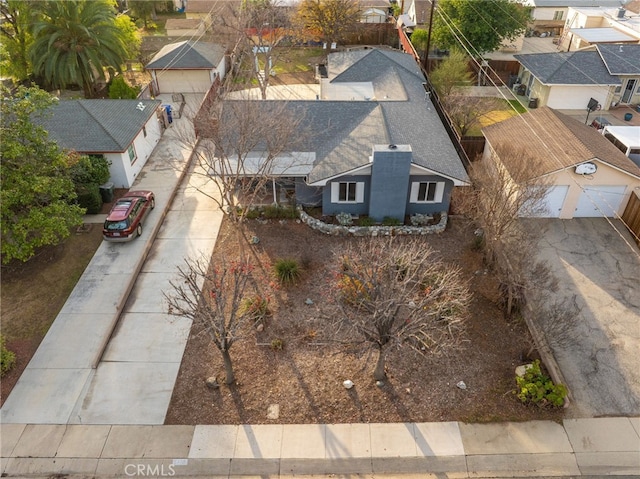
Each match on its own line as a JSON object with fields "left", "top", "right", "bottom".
{"left": 575, "top": 162, "right": 597, "bottom": 175}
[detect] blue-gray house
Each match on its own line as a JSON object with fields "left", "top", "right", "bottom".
{"left": 222, "top": 48, "right": 470, "bottom": 222}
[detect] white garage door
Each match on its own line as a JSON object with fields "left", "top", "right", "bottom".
{"left": 158, "top": 70, "right": 212, "bottom": 93}
{"left": 522, "top": 185, "right": 569, "bottom": 217}
{"left": 574, "top": 186, "right": 626, "bottom": 217}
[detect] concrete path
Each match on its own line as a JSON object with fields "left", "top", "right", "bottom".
{"left": 1, "top": 418, "right": 638, "bottom": 477}
{"left": 528, "top": 218, "right": 640, "bottom": 417}
{"left": 0, "top": 93, "right": 219, "bottom": 425}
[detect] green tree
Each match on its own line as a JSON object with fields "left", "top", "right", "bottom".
{"left": 1, "top": 86, "right": 85, "bottom": 264}
{"left": 293, "top": 0, "right": 362, "bottom": 45}
{"left": 128, "top": 0, "right": 164, "bottom": 29}
{"left": 0, "top": 0, "right": 35, "bottom": 81}
{"left": 429, "top": 48, "right": 472, "bottom": 97}
{"left": 410, "top": 28, "right": 429, "bottom": 52}
{"left": 30, "top": 0, "right": 128, "bottom": 98}
{"left": 432, "top": 0, "right": 529, "bottom": 55}
{"left": 114, "top": 13, "right": 141, "bottom": 59}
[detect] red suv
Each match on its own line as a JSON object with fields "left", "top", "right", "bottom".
{"left": 103, "top": 190, "right": 155, "bottom": 242}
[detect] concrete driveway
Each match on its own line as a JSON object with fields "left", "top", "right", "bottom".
{"left": 529, "top": 218, "right": 640, "bottom": 417}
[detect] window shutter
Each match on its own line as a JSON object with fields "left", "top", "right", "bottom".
{"left": 331, "top": 182, "right": 339, "bottom": 202}
{"left": 356, "top": 182, "right": 364, "bottom": 203}
{"left": 409, "top": 182, "right": 419, "bottom": 203}
{"left": 435, "top": 182, "right": 445, "bottom": 203}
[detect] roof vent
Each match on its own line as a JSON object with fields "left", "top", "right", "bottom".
{"left": 388, "top": 144, "right": 397, "bottom": 150}
{"left": 136, "top": 102, "right": 146, "bottom": 111}
{"left": 617, "top": 7, "right": 625, "bottom": 19}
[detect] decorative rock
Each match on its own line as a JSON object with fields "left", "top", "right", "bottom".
{"left": 305, "top": 298, "right": 314, "bottom": 305}
{"left": 267, "top": 404, "right": 280, "bottom": 420}
{"left": 250, "top": 236, "right": 259, "bottom": 244}
{"left": 205, "top": 377, "right": 219, "bottom": 389}
{"left": 256, "top": 323, "right": 264, "bottom": 332}
{"left": 343, "top": 379, "right": 354, "bottom": 389}
{"left": 515, "top": 364, "right": 534, "bottom": 377}
{"left": 375, "top": 380, "right": 385, "bottom": 387}
{"left": 456, "top": 381, "right": 467, "bottom": 390}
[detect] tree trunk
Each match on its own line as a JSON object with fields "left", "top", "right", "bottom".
{"left": 221, "top": 348, "right": 235, "bottom": 384}
{"left": 373, "top": 348, "right": 386, "bottom": 381}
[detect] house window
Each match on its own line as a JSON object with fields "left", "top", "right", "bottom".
{"left": 331, "top": 181, "right": 364, "bottom": 203}
{"left": 410, "top": 181, "right": 445, "bottom": 203}
{"left": 128, "top": 144, "right": 137, "bottom": 165}
{"left": 553, "top": 10, "right": 563, "bottom": 20}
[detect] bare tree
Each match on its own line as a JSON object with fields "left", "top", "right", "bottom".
{"left": 164, "top": 254, "right": 256, "bottom": 385}
{"left": 292, "top": 0, "right": 362, "bottom": 46}
{"left": 459, "top": 144, "right": 554, "bottom": 316}
{"left": 326, "top": 238, "right": 470, "bottom": 381}
{"left": 179, "top": 98, "right": 309, "bottom": 222}
{"left": 444, "top": 95, "right": 501, "bottom": 136}
{"left": 224, "top": 0, "right": 291, "bottom": 99}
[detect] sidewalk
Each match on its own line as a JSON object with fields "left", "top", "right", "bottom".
{"left": 1, "top": 418, "right": 639, "bottom": 477}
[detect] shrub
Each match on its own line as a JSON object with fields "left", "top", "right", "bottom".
{"left": 270, "top": 338, "right": 284, "bottom": 350}
{"left": 382, "top": 216, "right": 402, "bottom": 226}
{"left": 263, "top": 204, "right": 298, "bottom": 219}
{"left": 0, "top": 335, "right": 16, "bottom": 377}
{"left": 357, "top": 216, "right": 376, "bottom": 226}
{"left": 76, "top": 183, "right": 103, "bottom": 214}
{"left": 336, "top": 212, "right": 353, "bottom": 226}
{"left": 245, "top": 208, "right": 261, "bottom": 219}
{"left": 239, "top": 295, "right": 271, "bottom": 322}
{"left": 515, "top": 359, "right": 567, "bottom": 408}
{"left": 274, "top": 258, "right": 301, "bottom": 285}
{"left": 108, "top": 76, "right": 139, "bottom": 99}
{"left": 69, "top": 154, "right": 111, "bottom": 186}
{"left": 337, "top": 274, "right": 370, "bottom": 305}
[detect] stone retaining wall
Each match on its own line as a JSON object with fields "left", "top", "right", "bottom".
{"left": 298, "top": 207, "right": 448, "bottom": 236}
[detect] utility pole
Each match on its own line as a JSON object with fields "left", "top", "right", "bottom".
{"left": 423, "top": 0, "right": 436, "bottom": 73}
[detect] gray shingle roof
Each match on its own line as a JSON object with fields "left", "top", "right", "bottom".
{"left": 514, "top": 51, "right": 620, "bottom": 85}
{"left": 40, "top": 99, "right": 161, "bottom": 153}
{"left": 146, "top": 40, "right": 225, "bottom": 70}
{"left": 597, "top": 44, "right": 640, "bottom": 75}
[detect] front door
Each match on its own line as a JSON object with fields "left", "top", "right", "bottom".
{"left": 621, "top": 79, "right": 637, "bottom": 103}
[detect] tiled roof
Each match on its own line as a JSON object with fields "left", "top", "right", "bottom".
{"left": 597, "top": 44, "right": 640, "bottom": 75}
{"left": 146, "top": 40, "right": 225, "bottom": 70}
{"left": 40, "top": 99, "right": 161, "bottom": 153}
{"left": 514, "top": 51, "right": 620, "bottom": 85}
{"left": 482, "top": 107, "right": 640, "bottom": 179}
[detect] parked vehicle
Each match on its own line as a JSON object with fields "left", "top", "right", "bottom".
{"left": 103, "top": 190, "right": 155, "bottom": 242}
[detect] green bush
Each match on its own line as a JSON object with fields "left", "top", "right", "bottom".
{"left": 274, "top": 258, "right": 301, "bottom": 285}
{"left": 69, "top": 154, "right": 111, "bottom": 186}
{"left": 358, "top": 216, "right": 376, "bottom": 226}
{"left": 515, "top": 360, "right": 567, "bottom": 408}
{"left": 0, "top": 335, "right": 16, "bottom": 377}
{"left": 245, "top": 208, "right": 261, "bottom": 219}
{"left": 263, "top": 204, "right": 298, "bottom": 219}
{"left": 239, "top": 295, "right": 271, "bottom": 322}
{"left": 108, "top": 76, "right": 140, "bottom": 99}
{"left": 382, "top": 216, "right": 402, "bottom": 226}
{"left": 76, "top": 183, "right": 103, "bottom": 214}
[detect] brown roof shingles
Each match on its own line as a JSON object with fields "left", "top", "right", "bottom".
{"left": 482, "top": 107, "right": 640, "bottom": 179}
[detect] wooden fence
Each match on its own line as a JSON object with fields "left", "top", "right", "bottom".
{"left": 621, "top": 190, "right": 640, "bottom": 246}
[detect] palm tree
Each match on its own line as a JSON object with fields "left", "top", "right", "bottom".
{"left": 30, "top": 0, "right": 127, "bottom": 98}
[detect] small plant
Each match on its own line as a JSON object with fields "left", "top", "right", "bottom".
{"left": 515, "top": 359, "right": 567, "bottom": 408}
{"left": 336, "top": 212, "right": 353, "bottom": 226}
{"left": 270, "top": 338, "right": 284, "bottom": 350}
{"left": 245, "top": 208, "right": 261, "bottom": 219}
{"left": 382, "top": 216, "right": 402, "bottom": 226}
{"left": 263, "top": 204, "right": 298, "bottom": 219}
{"left": 357, "top": 216, "right": 376, "bottom": 226}
{"left": 274, "top": 258, "right": 301, "bottom": 285}
{"left": 410, "top": 213, "right": 433, "bottom": 226}
{"left": 239, "top": 295, "right": 272, "bottom": 322}
{"left": 0, "top": 335, "right": 16, "bottom": 377}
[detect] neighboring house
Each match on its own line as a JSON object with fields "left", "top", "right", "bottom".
{"left": 513, "top": 44, "right": 640, "bottom": 109}
{"left": 146, "top": 40, "right": 226, "bottom": 94}
{"left": 41, "top": 99, "right": 163, "bottom": 188}
{"left": 482, "top": 107, "right": 640, "bottom": 218}
{"left": 216, "top": 48, "right": 469, "bottom": 222}
{"left": 359, "top": 0, "right": 391, "bottom": 23}
{"left": 559, "top": 6, "right": 640, "bottom": 51}
{"left": 519, "top": 0, "right": 623, "bottom": 36}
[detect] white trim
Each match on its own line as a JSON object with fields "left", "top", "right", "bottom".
{"left": 308, "top": 164, "right": 372, "bottom": 186}
{"left": 410, "top": 181, "right": 445, "bottom": 203}
{"left": 409, "top": 164, "right": 470, "bottom": 186}
{"left": 331, "top": 181, "right": 365, "bottom": 203}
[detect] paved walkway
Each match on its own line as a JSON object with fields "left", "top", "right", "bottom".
{"left": 2, "top": 418, "right": 639, "bottom": 477}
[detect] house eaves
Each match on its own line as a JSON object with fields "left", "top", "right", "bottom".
{"left": 596, "top": 44, "right": 640, "bottom": 75}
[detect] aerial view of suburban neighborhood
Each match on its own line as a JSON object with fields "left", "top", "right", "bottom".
{"left": 1, "top": 0, "right": 639, "bottom": 477}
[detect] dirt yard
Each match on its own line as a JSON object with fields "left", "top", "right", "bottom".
{"left": 165, "top": 216, "right": 565, "bottom": 425}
